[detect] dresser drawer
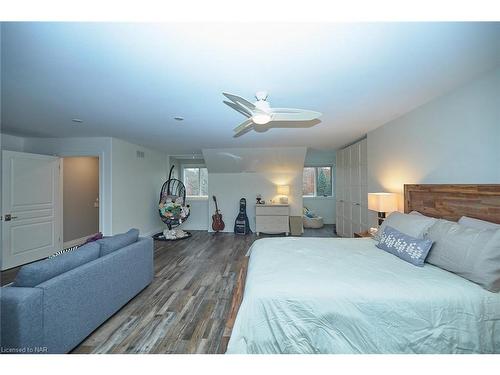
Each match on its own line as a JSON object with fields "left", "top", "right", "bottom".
{"left": 255, "top": 205, "right": 289, "bottom": 216}
{"left": 256, "top": 215, "right": 289, "bottom": 234}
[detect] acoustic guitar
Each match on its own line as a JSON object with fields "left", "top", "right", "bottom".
{"left": 212, "top": 196, "right": 225, "bottom": 232}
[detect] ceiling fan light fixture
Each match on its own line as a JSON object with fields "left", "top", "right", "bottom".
{"left": 252, "top": 113, "right": 271, "bottom": 125}
{"left": 223, "top": 91, "right": 322, "bottom": 137}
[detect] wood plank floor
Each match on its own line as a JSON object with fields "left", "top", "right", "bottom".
{"left": 1, "top": 225, "right": 337, "bottom": 353}
{"left": 73, "top": 231, "right": 254, "bottom": 354}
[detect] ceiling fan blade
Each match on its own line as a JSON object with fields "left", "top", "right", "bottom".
{"left": 233, "top": 119, "right": 254, "bottom": 133}
{"left": 223, "top": 92, "right": 256, "bottom": 111}
{"left": 270, "top": 108, "right": 322, "bottom": 122}
{"left": 223, "top": 100, "right": 252, "bottom": 118}
{"left": 234, "top": 125, "right": 254, "bottom": 138}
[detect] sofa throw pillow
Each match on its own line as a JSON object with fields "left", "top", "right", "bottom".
{"left": 376, "top": 225, "right": 433, "bottom": 267}
{"left": 427, "top": 219, "right": 500, "bottom": 292}
{"left": 13, "top": 242, "right": 100, "bottom": 287}
{"left": 97, "top": 228, "right": 139, "bottom": 257}
{"left": 48, "top": 245, "right": 80, "bottom": 259}
{"left": 84, "top": 232, "right": 104, "bottom": 244}
{"left": 375, "top": 211, "right": 437, "bottom": 241}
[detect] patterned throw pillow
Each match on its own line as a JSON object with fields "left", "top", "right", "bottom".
{"left": 48, "top": 245, "right": 79, "bottom": 259}
{"left": 47, "top": 233, "right": 103, "bottom": 258}
{"left": 376, "top": 225, "right": 433, "bottom": 267}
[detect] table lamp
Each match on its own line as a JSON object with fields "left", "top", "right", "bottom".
{"left": 277, "top": 185, "right": 290, "bottom": 204}
{"left": 368, "top": 192, "right": 397, "bottom": 226}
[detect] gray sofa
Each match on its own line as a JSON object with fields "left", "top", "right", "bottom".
{"left": 0, "top": 229, "right": 154, "bottom": 354}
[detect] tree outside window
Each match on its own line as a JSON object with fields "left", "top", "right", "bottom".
{"left": 184, "top": 167, "right": 208, "bottom": 197}
{"left": 302, "top": 166, "right": 333, "bottom": 197}
{"left": 316, "top": 167, "right": 332, "bottom": 196}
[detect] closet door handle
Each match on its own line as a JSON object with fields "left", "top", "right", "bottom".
{"left": 353, "top": 203, "right": 360, "bottom": 206}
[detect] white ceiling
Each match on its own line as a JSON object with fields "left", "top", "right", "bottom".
{"left": 1, "top": 22, "right": 499, "bottom": 154}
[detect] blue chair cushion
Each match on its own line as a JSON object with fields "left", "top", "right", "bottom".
{"left": 376, "top": 225, "right": 433, "bottom": 267}
{"left": 97, "top": 228, "right": 139, "bottom": 257}
{"left": 13, "top": 242, "right": 100, "bottom": 287}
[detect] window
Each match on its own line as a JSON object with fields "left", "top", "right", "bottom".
{"left": 183, "top": 167, "right": 208, "bottom": 197}
{"left": 302, "top": 166, "right": 333, "bottom": 197}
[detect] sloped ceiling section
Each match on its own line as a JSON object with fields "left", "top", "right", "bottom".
{"left": 202, "top": 147, "right": 307, "bottom": 173}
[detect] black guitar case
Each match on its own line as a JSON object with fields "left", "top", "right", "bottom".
{"left": 234, "top": 198, "right": 251, "bottom": 235}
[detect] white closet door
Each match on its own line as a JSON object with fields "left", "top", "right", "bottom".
{"left": 351, "top": 185, "right": 361, "bottom": 205}
{"left": 343, "top": 148, "right": 351, "bottom": 201}
{"left": 360, "top": 138, "right": 368, "bottom": 230}
{"left": 335, "top": 139, "right": 368, "bottom": 237}
{"left": 361, "top": 206, "right": 369, "bottom": 231}
{"left": 336, "top": 201, "right": 343, "bottom": 236}
{"left": 341, "top": 148, "right": 349, "bottom": 237}
{"left": 350, "top": 143, "right": 360, "bottom": 187}
{"left": 343, "top": 218, "right": 352, "bottom": 238}
{"left": 343, "top": 196, "right": 351, "bottom": 221}
{"left": 335, "top": 150, "right": 343, "bottom": 236}
{"left": 336, "top": 152, "right": 344, "bottom": 202}
{"left": 351, "top": 203, "right": 362, "bottom": 228}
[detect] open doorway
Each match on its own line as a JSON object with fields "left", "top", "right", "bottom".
{"left": 62, "top": 156, "right": 100, "bottom": 248}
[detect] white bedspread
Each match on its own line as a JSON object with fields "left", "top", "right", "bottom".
{"left": 226, "top": 237, "right": 500, "bottom": 354}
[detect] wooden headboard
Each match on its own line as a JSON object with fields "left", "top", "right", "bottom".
{"left": 404, "top": 184, "right": 500, "bottom": 224}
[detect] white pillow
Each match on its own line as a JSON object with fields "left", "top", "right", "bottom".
{"left": 458, "top": 216, "right": 500, "bottom": 231}
{"left": 378, "top": 211, "right": 437, "bottom": 240}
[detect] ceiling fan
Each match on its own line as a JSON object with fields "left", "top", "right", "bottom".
{"left": 223, "top": 91, "right": 322, "bottom": 137}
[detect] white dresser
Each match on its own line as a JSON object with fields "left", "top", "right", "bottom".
{"left": 255, "top": 204, "right": 290, "bottom": 236}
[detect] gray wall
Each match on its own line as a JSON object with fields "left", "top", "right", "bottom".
{"left": 367, "top": 66, "right": 500, "bottom": 211}
{"left": 1, "top": 133, "right": 25, "bottom": 152}
{"left": 63, "top": 157, "right": 99, "bottom": 242}
{"left": 111, "top": 138, "right": 168, "bottom": 235}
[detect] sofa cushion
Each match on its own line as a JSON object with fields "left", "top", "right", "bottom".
{"left": 97, "top": 228, "right": 139, "bottom": 257}
{"left": 13, "top": 242, "right": 100, "bottom": 287}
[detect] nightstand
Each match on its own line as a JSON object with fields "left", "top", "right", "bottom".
{"left": 354, "top": 230, "right": 374, "bottom": 238}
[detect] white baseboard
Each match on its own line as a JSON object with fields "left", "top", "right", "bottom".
{"left": 63, "top": 233, "right": 98, "bottom": 249}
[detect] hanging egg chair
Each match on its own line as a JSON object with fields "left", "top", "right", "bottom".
{"left": 158, "top": 166, "right": 190, "bottom": 230}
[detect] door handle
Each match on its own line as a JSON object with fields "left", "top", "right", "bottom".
{"left": 4, "top": 214, "right": 18, "bottom": 221}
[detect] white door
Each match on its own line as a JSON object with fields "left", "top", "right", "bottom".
{"left": 1, "top": 151, "right": 62, "bottom": 270}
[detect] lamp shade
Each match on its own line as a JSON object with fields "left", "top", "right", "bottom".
{"left": 277, "top": 185, "right": 290, "bottom": 196}
{"left": 368, "top": 193, "right": 397, "bottom": 213}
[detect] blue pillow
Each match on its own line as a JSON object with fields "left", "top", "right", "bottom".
{"left": 13, "top": 242, "right": 100, "bottom": 287}
{"left": 97, "top": 228, "right": 139, "bottom": 257}
{"left": 376, "top": 225, "right": 433, "bottom": 267}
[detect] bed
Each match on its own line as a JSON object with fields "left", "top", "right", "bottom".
{"left": 224, "top": 184, "right": 500, "bottom": 354}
